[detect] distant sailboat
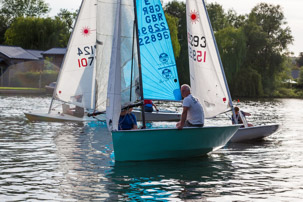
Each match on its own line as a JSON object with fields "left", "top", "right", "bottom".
{"left": 100, "top": 0, "right": 239, "bottom": 162}
{"left": 186, "top": 0, "right": 279, "bottom": 143}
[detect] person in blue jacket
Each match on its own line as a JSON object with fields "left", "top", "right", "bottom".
{"left": 118, "top": 107, "right": 138, "bottom": 130}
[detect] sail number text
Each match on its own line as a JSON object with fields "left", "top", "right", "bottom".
{"left": 77, "top": 45, "right": 96, "bottom": 68}
{"left": 188, "top": 33, "right": 207, "bottom": 63}
{"left": 139, "top": 1, "right": 170, "bottom": 46}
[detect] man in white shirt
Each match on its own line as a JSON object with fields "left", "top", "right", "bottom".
{"left": 176, "top": 84, "right": 204, "bottom": 129}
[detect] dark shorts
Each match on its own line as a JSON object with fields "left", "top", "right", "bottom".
{"left": 185, "top": 120, "right": 204, "bottom": 127}
{"left": 144, "top": 106, "right": 153, "bottom": 112}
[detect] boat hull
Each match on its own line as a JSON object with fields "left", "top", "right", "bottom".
{"left": 25, "top": 110, "right": 180, "bottom": 123}
{"left": 229, "top": 124, "right": 280, "bottom": 143}
{"left": 24, "top": 112, "right": 103, "bottom": 122}
{"left": 112, "top": 125, "right": 240, "bottom": 161}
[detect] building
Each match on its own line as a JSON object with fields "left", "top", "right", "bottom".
{"left": 0, "top": 45, "right": 66, "bottom": 87}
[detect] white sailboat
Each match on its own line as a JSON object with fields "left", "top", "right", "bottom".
{"left": 186, "top": 0, "right": 279, "bottom": 143}
{"left": 99, "top": 0, "right": 239, "bottom": 162}
{"left": 24, "top": 0, "right": 181, "bottom": 122}
{"left": 24, "top": 0, "right": 101, "bottom": 122}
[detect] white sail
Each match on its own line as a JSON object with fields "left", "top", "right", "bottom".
{"left": 95, "top": 0, "right": 120, "bottom": 112}
{"left": 186, "top": 0, "right": 231, "bottom": 118}
{"left": 55, "top": 0, "right": 97, "bottom": 109}
{"left": 105, "top": 0, "right": 139, "bottom": 131}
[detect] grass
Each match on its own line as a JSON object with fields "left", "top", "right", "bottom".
{"left": 0, "top": 87, "right": 43, "bottom": 90}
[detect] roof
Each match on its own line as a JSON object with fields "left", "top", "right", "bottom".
{"left": 0, "top": 45, "right": 39, "bottom": 60}
{"left": 42, "top": 48, "right": 66, "bottom": 55}
{"left": 27, "top": 49, "right": 44, "bottom": 59}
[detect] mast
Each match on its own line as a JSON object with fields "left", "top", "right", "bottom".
{"left": 202, "top": 0, "right": 238, "bottom": 123}
{"left": 133, "top": 0, "right": 146, "bottom": 128}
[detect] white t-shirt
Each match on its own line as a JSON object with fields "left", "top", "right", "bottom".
{"left": 183, "top": 94, "right": 204, "bottom": 125}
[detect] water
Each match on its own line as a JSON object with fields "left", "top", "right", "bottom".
{"left": 1, "top": 95, "right": 303, "bottom": 201}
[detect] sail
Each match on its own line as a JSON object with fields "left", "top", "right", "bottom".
{"left": 136, "top": 0, "right": 181, "bottom": 101}
{"left": 55, "top": 0, "right": 97, "bottom": 109}
{"left": 101, "top": 0, "right": 138, "bottom": 131}
{"left": 186, "top": 0, "right": 231, "bottom": 118}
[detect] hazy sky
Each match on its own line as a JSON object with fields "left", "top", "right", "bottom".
{"left": 45, "top": 0, "right": 302, "bottom": 56}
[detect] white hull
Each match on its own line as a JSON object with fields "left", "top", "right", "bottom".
{"left": 229, "top": 124, "right": 280, "bottom": 143}
{"left": 24, "top": 112, "right": 104, "bottom": 122}
{"left": 132, "top": 110, "right": 181, "bottom": 122}
{"left": 25, "top": 109, "right": 181, "bottom": 123}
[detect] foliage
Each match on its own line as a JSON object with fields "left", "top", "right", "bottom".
{"left": 55, "top": 8, "right": 78, "bottom": 32}
{"left": 10, "top": 70, "right": 58, "bottom": 88}
{"left": 215, "top": 26, "right": 247, "bottom": 85}
{"left": 0, "top": 0, "right": 49, "bottom": 24}
{"left": 4, "top": 16, "right": 69, "bottom": 50}
{"left": 297, "top": 52, "right": 303, "bottom": 67}
{"left": 164, "top": 0, "right": 189, "bottom": 85}
{"left": 243, "top": 3, "right": 293, "bottom": 95}
{"left": 298, "top": 67, "right": 303, "bottom": 86}
{"left": 232, "top": 67, "right": 263, "bottom": 97}
{"left": 165, "top": 13, "right": 180, "bottom": 59}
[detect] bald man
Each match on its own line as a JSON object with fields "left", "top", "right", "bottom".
{"left": 176, "top": 84, "right": 204, "bottom": 130}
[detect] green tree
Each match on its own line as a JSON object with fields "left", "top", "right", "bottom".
{"left": 165, "top": 13, "right": 180, "bottom": 59}
{"left": 0, "top": 0, "right": 49, "bottom": 21}
{"left": 243, "top": 3, "right": 293, "bottom": 96}
{"left": 297, "top": 52, "right": 303, "bottom": 67}
{"left": 215, "top": 26, "right": 247, "bottom": 91}
{"left": 0, "top": 0, "right": 50, "bottom": 44}
{"left": 206, "top": 3, "right": 228, "bottom": 31}
{"left": 55, "top": 8, "right": 78, "bottom": 32}
{"left": 4, "top": 17, "right": 69, "bottom": 50}
{"left": 164, "top": 0, "right": 189, "bottom": 85}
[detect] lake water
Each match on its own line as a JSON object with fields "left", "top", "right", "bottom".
{"left": 1, "top": 95, "right": 303, "bottom": 201}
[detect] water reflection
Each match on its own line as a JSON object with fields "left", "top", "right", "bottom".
{"left": 107, "top": 155, "right": 234, "bottom": 201}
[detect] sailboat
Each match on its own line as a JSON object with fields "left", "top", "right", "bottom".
{"left": 24, "top": 0, "right": 181, "bottom": 122}
{"left": 98, "top": 0, "right": 240, "bottom": 162}
{"left": 229, "top": 111, "right": 280, "bottom": 143}
{"left": 185, "top": 0, "right": 280, "bottom": 143}
{"left": 24, "top": 0, "right": 100, "bottom": 122}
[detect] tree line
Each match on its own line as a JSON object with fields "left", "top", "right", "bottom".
{"left": 0, "top": 0, "right": 77, "bottom": 50}
{"left": 164, "top": 1, "right": 294, "bottom": 98}
{"left": 0, "top": 0, "right": 297, "bottom": 97}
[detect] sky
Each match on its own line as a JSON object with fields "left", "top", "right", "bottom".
{"left": 45, "top": 0, "right": 302, "bottom": 56}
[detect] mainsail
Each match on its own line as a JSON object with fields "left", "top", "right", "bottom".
{"left": 136, "top": 0, "right": 181, "bottom": 101}
{"left": 55, "top": 0, "right": 97, "bottom": 109}
{"left": 98, "top": 0, "right": 139, "bottom": 131}
{"left": 186, "top": 0, "right": 231, "bottom": 118}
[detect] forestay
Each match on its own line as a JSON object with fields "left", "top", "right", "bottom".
{"left": 55, "top": 0, "right": 97, "bottom": 109}
{"left": 186, "top": 0, "right": 231, "bottom": 118}
{"left": 137, "top": 0, "right": 181, "bottom": 101}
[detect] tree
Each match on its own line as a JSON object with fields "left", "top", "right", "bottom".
{"left": 165, "top": 13, "right": 180, "bottom": 59}
{"left": 55, "top": 8, "right": 78, "bottom": 32}
{"left": 297, "top": 52, "right": 303, "bottom": 67}
{"left": 206, "top": 3, "right": 228, "bottom": 31}
{"left": 0, "top": 0, "right": 49, "bottom": 20}
{"left": 243, "top": 3, "right": 293, "bottom": 96}
{"left": 164, "top": 1, "right": 189, "bottom": 85}
{"left": 4, "top": 17, "right": 69, "bottom": 50}
{"left": 0, "top": 0, "right": 50, "bottom": 44}
{"left": 215, "top": 26, "right": 247, "bottom": 91}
